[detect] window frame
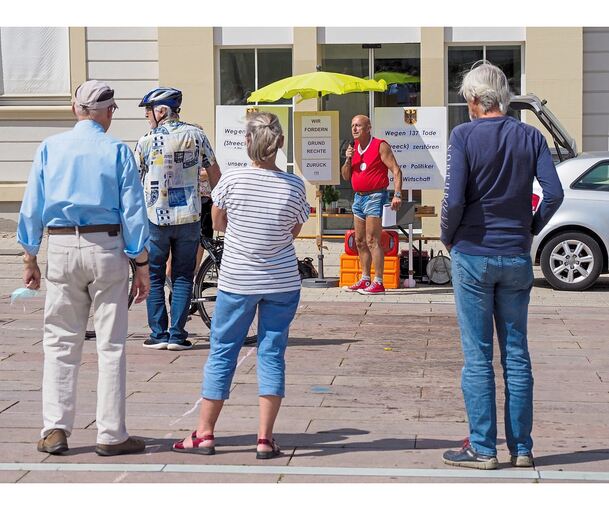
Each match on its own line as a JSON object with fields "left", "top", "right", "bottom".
{"left": 445, "top": 42, "right": 525, "bottom": 131}
{"left": 571, "top": 160, "right": 609, "bottom": 192}
{"left": 0, "top": 27, "right": 72, "bottom": 106}
{"left": 215, "top": 45, "right": 294, "bottom": 172}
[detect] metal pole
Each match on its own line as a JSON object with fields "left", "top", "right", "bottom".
{"left": 317, "top": 187, "right": 324, "bottom": 278}
{"left": 407, "top": 188, "right": 416, "bottom": 288}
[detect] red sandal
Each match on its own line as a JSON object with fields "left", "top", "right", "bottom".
{"left": 256, "top": 438, "right": 280, "bottom": 460}
{"left": 172, "top": 432, "right": 215, "bottom": 455}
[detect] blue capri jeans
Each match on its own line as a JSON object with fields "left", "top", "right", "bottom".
{"left": 202, "top": 289, "right": 301, "bottom": 400}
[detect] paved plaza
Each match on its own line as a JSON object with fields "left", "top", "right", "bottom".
{"left": 1, "top": 232, "right": 609, "bottom": 483}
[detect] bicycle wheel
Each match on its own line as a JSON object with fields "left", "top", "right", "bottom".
{"left": 193, "top": 256, "right": 257, "bottom": 344}
{"left": 193, "top": 256, "right": 219, "bottom": 329}
{"left": 85, "top": 259, "right": 136, "bottom": 339}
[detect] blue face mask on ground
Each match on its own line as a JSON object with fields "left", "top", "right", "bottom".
{"left": 10, "top": 287, "right": 39, "bottom": 306}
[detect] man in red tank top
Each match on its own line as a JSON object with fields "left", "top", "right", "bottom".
{"left": 341, "top": 115, "right": 402, "bottom": 294}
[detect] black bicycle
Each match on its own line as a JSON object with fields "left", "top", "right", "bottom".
{"left": 192, "top": 236, "right": 223, "bottom": 329}
{"left": 85, "top": 259, "right": 136, "bottom": 338}
{"left": 191, "top": 236, "right": 258, "bottom": 344}
{"left": 86, "top": 236, "right": 257, "bottom": 343}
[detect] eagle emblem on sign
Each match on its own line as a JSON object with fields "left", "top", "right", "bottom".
{"left": 404, "top": 108, "right": 417, "bottom": 125}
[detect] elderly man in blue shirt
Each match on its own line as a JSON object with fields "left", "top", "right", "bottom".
{"left": 17, "top": 80, "right": 151, "bottom": 457}
{"left": 440, "top": 62, "right": 563, "bottom": 470}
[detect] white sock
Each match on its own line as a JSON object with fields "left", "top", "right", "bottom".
{"left": 361, "top": 275, "right": 371, "bottom": 281}
{"left": 374, "top": 277, "right": 383, "bottom": 284}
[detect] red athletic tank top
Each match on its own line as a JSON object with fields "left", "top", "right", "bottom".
{"left": 350, "top": 137, "right": 389, "bottom": 192}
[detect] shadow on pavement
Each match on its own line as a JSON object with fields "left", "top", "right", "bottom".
{"left": 532, "top": 276, "right": 609, "bottom": 291}
{"left": 139, "top": 429, "right": 469, "bottom": 457}
{"left": 288, "top": 337, "right": 360, "bottom": 347}
{"left": 533, "top": 448, "right": 609, "bottom": 467}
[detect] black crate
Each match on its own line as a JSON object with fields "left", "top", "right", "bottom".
{"left": 399, "top": 251, "right": 429, "bottom": 279}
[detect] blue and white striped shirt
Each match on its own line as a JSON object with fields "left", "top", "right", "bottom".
{"left": 211, "top": 167, "right": 310, "bottom": 295}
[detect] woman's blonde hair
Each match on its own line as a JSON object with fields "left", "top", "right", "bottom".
{"left": 245, "top": 111, "right": 283, "bottom": 163}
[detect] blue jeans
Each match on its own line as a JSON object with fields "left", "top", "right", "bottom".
{"left": 147, "top": 221, "right": 199, "bottom": 344}
{"left": 352, "top": 191, "right": 388, "bottom": 219}
{"left": 451, "top": 249, "right": 534, "bottom": 457}
{"left": 202, "top": 289, "right": 301, "bottom": 400}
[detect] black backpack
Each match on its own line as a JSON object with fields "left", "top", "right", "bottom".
{"left": 298, "top": 257, "right": 318, "bottom": 280}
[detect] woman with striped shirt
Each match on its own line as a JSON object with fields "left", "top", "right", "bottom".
{"left": 173, "top": 112, "right": 310, "bottom": 459}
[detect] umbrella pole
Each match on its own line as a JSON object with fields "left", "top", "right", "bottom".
{"left": 317, "top": 185, "right": 324, "bottom": 278}
{"left": 301, "top": 88, "right": 339, "bottom": 288}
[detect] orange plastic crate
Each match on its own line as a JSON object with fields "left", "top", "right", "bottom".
{"left": 339, "top": 254, "right": 399, "bottom": 289}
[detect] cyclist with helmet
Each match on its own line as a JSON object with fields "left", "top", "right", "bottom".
{"left": 135, "top": 87, "right": 221, "bottom": 351}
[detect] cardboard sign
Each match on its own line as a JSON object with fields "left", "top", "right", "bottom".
{"left": 294, "top": 111, "right": 340, "bottom": 185}
{"left": 374, "top": 107, "right": 447, "bottom": 190}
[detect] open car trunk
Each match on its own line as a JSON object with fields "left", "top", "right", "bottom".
{"left": 509, "top": 94, "right": 577, "bottom": 162}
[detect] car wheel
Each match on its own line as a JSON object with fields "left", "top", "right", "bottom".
{"left": 540, "top": 231, "right": 603, "bottom": 291}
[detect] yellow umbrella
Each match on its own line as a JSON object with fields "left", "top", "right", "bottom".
{"left": 247, "top": 71, "right": 386, "bottom": 286}
{"left": 247, "top": 71, "right": 387, "bottom": 104}
{"left": 373, "top": 71, "right": 420, "bottom": 84}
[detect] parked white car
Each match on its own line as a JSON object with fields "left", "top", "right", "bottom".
{"left": 512, "top": 95, "right": 609, "bottom": 291}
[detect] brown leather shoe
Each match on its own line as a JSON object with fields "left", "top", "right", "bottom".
{"left": 37, "top": 429, "right": 68, "bottom": 455}
{"left": 95, "top": 436, "right": 145, "bottom": 456}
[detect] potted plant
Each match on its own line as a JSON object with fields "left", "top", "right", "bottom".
{"left": 322, "top": 185, "right": 340, "bottom": 213}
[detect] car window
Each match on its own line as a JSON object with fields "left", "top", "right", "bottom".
{"left": 572, "top": 162, "right": 609, "bottom": 191}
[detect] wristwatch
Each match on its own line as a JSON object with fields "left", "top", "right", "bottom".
{"left": 394, "top": 192, "right": 402, "bottom": 199}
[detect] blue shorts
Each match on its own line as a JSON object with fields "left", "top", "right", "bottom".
{"left": 352, "top": 191, "right": 389, "bottom": 220}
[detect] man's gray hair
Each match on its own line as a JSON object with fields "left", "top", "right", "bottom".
{"left": 153, "top": 104, "right": 178, "bottom": 119}
{"left": 245, "top": 111, "right": 283, "bottom": 163}
{"left": 459, "top": 60, "right": 512, "bottom": 114}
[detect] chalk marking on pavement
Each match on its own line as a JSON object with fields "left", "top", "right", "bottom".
{"left": 111, "top": 347, "right": 256, "bottom": 481}
{"left": 113, "top": 472, "right": 129, "bottom": 483}
{"left": 169, "top": 398, "right": 202, "bottom": 427}
{"left": 4, "top": 462, "right": 609, "bottom": 481}
{"left": 0, "top": 326, "right": 42, "bottom": 331}
{"left": 236, "top": 347, "right": 256, "bottom": 368}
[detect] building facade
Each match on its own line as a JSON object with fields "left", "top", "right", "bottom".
{"left": 0, "top": 26, "right": 606, "bottom": 237}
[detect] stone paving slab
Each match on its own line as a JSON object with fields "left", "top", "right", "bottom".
{"left": 0, "top": 470, "right": 26, "bottom": 482}
{"left": 17, "top": 470, "right": 280, "bottom": 483}
{"left": 2, "top": 232, "right": 609, "bottom": 482}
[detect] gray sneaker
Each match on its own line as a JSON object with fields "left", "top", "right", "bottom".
{"left": 442, "top": 439, "right": 498, "bottom": 470}
{"left": 511, "top": 454, "right": 534, "bottom": 467}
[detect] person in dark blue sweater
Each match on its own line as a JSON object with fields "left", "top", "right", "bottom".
{"left": 441, "top": 61, "right": 563, "bottom": 470}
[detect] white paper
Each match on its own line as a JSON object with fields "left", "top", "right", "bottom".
{"left": 381, "top": 204, "right": 397, "bottom": 228}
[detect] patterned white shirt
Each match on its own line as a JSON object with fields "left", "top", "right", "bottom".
{"left": 135, "top": 120, "right": 216, "bottom": 225}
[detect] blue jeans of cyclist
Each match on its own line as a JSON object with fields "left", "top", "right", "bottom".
{"left": 202, "top": 289, "right": 301, "bottom": 400}
{"left": 451, "top": 249, "right": 534, "bottom": 457}
{"left": 147, "top": 221, "right": 199, "bottom": 345}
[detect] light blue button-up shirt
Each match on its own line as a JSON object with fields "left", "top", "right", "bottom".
{"left": 17, "top": 120, "right": 150, "bottom": 258}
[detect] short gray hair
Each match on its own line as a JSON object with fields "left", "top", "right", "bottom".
{"left": 153, "top": 104, "right": 178, "bottom": 119}
{"left": 245, "top": 111, "right": 283, "bottom": 162}
{"left": 459, "top": 60, "right": 512, "bottom": 114}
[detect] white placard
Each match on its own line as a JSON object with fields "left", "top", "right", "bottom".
{"left": 302, "top": 159, "right": 332, "bottom": 181}
{"left": 302, "top": 115, "right": 332, "bottom": 135}
{"left": 215, "top": 105, "right": 289, "bottom": 171}
{"left": 295, "top": 111, "right": 338, "bottom": 184}
{"left": 374, "top": 107, "right": 447, "bottom": 190}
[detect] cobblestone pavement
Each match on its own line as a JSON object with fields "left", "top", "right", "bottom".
{"left": 1, "top": 232, "right": 609, "bottom": 483}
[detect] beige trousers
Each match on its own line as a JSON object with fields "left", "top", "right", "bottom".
{"left": 42, "top": 231, "right": 130, "bottom": 445}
